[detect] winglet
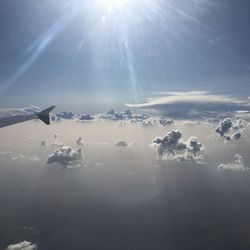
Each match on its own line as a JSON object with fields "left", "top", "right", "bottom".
{"left": 37, "top": 106, "right": 56, "bottom": 125}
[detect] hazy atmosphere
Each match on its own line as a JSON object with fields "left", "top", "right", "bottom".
{"left": 0, "top": 116, "right": 250, "bottom": 249}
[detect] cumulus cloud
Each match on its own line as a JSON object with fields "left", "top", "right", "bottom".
{"left": 215, "top": 118, "right": 248, "bottom": 141}
{"left": 153, "top": 130, "right": 185, "bottom": 157}
{"left": 4, "top": 241, "right": 37, "bottom": 250}
{"left": 159, "top": 118, "right": 174, "bottom": 126}
{"left": 56, "top": 111, "right": 75, "bottom": 120}
{"left": 47, "top": 146, "right": 84, "bottom": 167}
{"left": 140, "top": 119, "right": 158, "bottom": 127}
{"left": 126, "top": 92, "right": 250, "bottom": 118}
{"left": 218, "top": 154, "right": 248, "bottom": 172}
{"left": 78, "top": 114, "right": 94, "bottom": 121}
{"left": 50, "top": 114, "right": 57, "bottom": 121}
{"left": 123, "top": 109, "right": 133, "bottom": 118}
{"left": 152, "top": 130, "right": 204, "bottom": 162}
{"left": 98, "top": 109, "right": 149, "bottom": 122}
{"left": 186, "top": 137, "right": 204, "bottom": 157}
{"left": 215, "top": 118, "right": 232, "bottom": 137}
{"left": 232, "top": 119, "right": 248, "bottom": 131}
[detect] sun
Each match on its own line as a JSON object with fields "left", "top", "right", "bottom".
{"left": 102, "top": 0, "right": 127, "bottom": 11}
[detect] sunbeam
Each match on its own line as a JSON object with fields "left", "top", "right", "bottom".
{"left": 0, "top": 3, "right": 78, "bottom": 95}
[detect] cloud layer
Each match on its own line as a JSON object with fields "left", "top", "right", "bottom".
{"left": 126, "top": 92, "right": 250, "bottom": 118}
{"left": 0, "top": 118, "right": 250, "bottom": 250}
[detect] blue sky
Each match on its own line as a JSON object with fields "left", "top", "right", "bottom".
{"left": 0, "top": 0, "right": 250, "bottom": 112}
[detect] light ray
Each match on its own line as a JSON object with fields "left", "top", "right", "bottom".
{"left": 0, "top": 4, "right": 78, "bottom": 95}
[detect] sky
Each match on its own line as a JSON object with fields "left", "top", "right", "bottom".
{"left": 1, "top": 2, "right": 250, "bottom": 249}
{"left": 0, "top": 0, "right": 250, "bottom": 112}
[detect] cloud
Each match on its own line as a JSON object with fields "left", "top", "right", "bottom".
{"left": 231, "top": 132, "right": 241, "bottom": 141}
{"left": 28, "top": 156, "right": 40, "bottom": 163}
{"left": 232, "top": 119, "right": 248, "bottom": 131}
{"left": 0, "top": 106, "right": 40, "bottom": 118}
{"left": 215, "top": 118, "right": 248, "bottom": 141}
{"left": 56, "top": 111, "right": 75, "bottom": 120}
{"left": 41, "top": 140, "right": 46, "bottom": 146}
{"left": 152, "top": 130, "right": 186, "bottom": 157}
{"left": 10, "top": 153, "right": 40, "bottom": 163}
{"left": 140, "top": 119, "right": 158, "bottom": 127}
{"left": 76, "top": 137, "right": 85, "bottom": 146}
{"left": 159, "top": 119, "right": 174, "bottom": 126}
{"left": 47, "top": 146, "right": 84, "bottom": 167}
{"left": 11, "top": 153, "right": 25, "bottom": 161}
{"left": 115, "top": 141, "right": 129, "bottom": 147}
{"left": 152, "top": 129, "right": 204, "bottom": 162}
{"left": 78, "top": 114, "right": 94, "bottom": 121}
{"left": 4, "top": 241, "right": 37, "bottom": 250}
{"left": 98, "top": 109, "right": 149, "bottom": 122}
{"left": 218, "top": 154, "right": 248, "bottom": 172}
{"left": 185, "top": 137, "right": 204, "bottom": 157}
{"left": 215, "top": 118, "right": 232, "bottom": 137}
{"left": 153, "top": 91, "right": 210, "bottom": 96}
{"left": 126, "top": 92, "right": 250, "bottom": 118}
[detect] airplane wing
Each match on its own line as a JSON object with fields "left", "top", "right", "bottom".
{"left": 0, "top": 106, "right": 56, "bottom": 128}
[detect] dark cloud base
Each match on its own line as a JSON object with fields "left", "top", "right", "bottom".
{"left": 1, "top": 162, "right": 250, "bottom": 250}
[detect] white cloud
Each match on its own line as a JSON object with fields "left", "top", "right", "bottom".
{"left": 56, "top": 111, "right": 75, "bottom": 120}
{"left": 153, "top": 130, "right": 185, "bottom": 157}
{"left": 97, "top": 109, "right": 149, "bottom": 122}
{"left": 186, "top": 137, "right": 204, "bottom": 157}
{"left": 218, "top": 154, "right": 248, "bottom": 172}
{"left": 4, "top": 241, "right": 37, "bottom": 250}
{"left": 215, "top": 118, "right": 249, "bottom": 141}
{"left": 153, "top": 91, "right": 210, "bottom": 96}
{"left": 47, "top": 146, "right": 85, "bottom": 167}
{"left": 215, "top": 118, "right": 232, "bottom": 137}
{"left": 232, "top": 119, "right": 248, "bottom": 131}
{"left": 152, "top": 129, "right": 204, "bottom": 162}
{"left": 126, "top": 92, "right": 250, "bottom": 118}
{"left": 0, "top": 106, "right": 40, "bottom": 118}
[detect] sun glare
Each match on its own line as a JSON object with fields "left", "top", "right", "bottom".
{"left": 102, "top": 0, "right": 127, "bottom": 11}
